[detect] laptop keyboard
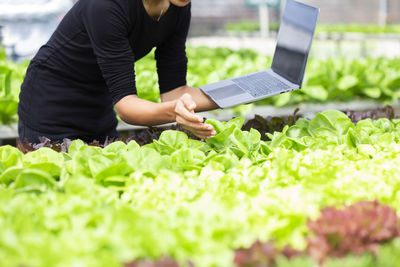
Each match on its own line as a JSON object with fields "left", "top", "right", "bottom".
{"left": 232, "top": 72, "right": 291, "bottom": 98}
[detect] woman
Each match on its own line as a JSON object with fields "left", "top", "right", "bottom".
{"left": 18, "top": 0, "right": 218, "bottom": 144}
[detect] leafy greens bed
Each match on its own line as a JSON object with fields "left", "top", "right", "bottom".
{"left": 224, "top": 22, "right": 400, "bottom": 35}
{"left": 160, "top": 47, "right": 400, "bottom": 106}
{"left": 1, "top": 110, "right": 400, "bottom": 267}
{"left": 1, "top": 46, "right": 400, "bottom": 125}
{"left": 0, "top": 48, "right": 28, "bottom": 124}
{"left": 316, "top": 23, "right": 400, "bottom": 35}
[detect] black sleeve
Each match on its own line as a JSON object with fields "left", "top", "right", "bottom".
{"left": 155, "top": 4, "right": 191, "bottom": 94}
{"left": 80, "top": 0, "right": 136, "bottom": 104}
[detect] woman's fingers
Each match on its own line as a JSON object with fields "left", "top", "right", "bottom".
{"left": 184, "top": 125, "right": 216, "bottom": 139}
{"left": 178, "top": 114, "right": 216, "bottom": 139}
{"left": 176, "top": 105, "right": 203, "bottom": 123}
{"left": 180, "top": 93, "right": 197, "bottom": 111}
{"left": 181, "top": 124, "right": 216, "bottom": 139}
{"left": 182, "top": 125, "right": 215, "bottom": 135}
{"left": 176, "top": 115, "right": 212, "bottom": 131}
{"left": 175, "top": 94, "right": 204, "bottom": 123}
{"left": 174, "top": 93, "right": 216, "bottom": 139}
{"left": 182, "top": 129, "right": 214, "bottom": 139}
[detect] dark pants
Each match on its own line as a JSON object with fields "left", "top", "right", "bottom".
{"left": 18, "top": 120, "right": 119, "bottom": 144}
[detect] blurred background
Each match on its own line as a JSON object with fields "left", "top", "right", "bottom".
{"left": 1, "top": 0, "right": 400, "bottom": 60}
{"left": 189, "top": 0, "right": 400, "bottom": 58}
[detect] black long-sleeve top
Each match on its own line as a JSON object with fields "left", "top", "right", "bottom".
{"left": 18, "top": 0, "right": 191, "bottom": 137}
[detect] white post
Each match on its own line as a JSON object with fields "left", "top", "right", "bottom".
{"left": 259, "top": 4, "right": 269, "bottom": 38}
{"left": 378, "top": 0, "right": 388, "bottom": 26}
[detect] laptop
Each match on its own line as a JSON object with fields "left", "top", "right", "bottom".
{"left": 200, "top": 0, "right": 320, "bottom": 108}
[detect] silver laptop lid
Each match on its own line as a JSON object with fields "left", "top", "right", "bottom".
{"left": 271, "top": 0, "right": 319, "bottom": 87}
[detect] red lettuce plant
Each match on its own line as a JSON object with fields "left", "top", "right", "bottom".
{"left": 307, "top": 200, "right": 400, "bottom": 263}
{"left": 125, "top": 257, "right": 193, "bottom": 267}
{"left": 15, "top": 124, "right": 202, "bottom": 153}
{"left": 345, "top": 105, "right": 398, "bottom": 124}
{"left": 234, "top": 240, "right": 303, "bottom": 267}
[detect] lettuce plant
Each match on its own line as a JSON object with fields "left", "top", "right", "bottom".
{"left": 124, "top": 257, "right": 185, "bottom": 267}
{"left": 2, "top": 111, "right": 400, "bottom": 266}
{"left": 234, "top": 241, "right": 303, "bottom": 267}
{"left": 307, "top": 201, "right": 400, "bottom": 263}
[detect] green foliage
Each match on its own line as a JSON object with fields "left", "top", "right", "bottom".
{"left": 224, "top": 22, "right": 400, "bottom": 35}
{"left": 0, "top": 47, "right": 6, "bottom": 61}
{"left": 0, "top": 55, "right": 27, "bottom": 124}
{"left": 1, "top": 47, "right": 400, "bottom": 125}
{"left": 1, "top": 111, "right": 400, "bottom": 266}
{"left": 316, "top": 23, "right": 400, "bottom": 34}
{"left": 185, "top": 49, "right": 400, "bottom": 107}
{"left": 205, "top": 117, "right": 261, "bottom": 159}
{"left": 225, "top": 20, "right": 280, "bottom": 32}
{"left": 321, "top": 239, "right": 400, "bottom": 267}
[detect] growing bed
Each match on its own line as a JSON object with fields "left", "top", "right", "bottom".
{"left": 1, "top": 46, "right": 400, "bottom": 267}
{"left": 1, "top": 108, "right": 400, "bottom": 267}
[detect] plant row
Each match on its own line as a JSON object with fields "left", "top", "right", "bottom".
{"left": 225, "top": 20, "right": 280, "bottom": 33}
{"left": 186, "top": 47, "right": 400, "bottom": 107}
{"left": 1, "top": 46, "right": 400, "bottom": 125}
{"left": 316, "top": 23, "right": 400, "bottom": 35}
{"left": 127, "top": 200, "right": 400, "bottom": 267}
{"left": 16, "top": 105, "right": 397, "bottom": 151}
{"left": 224, "top": 22, "right": 400, "bottom": 35}
{"left": 137, "top": 47, "right": 400, "bottom": 107}
{"left": 126, "top": 200, "right": 400, "bottom": 267}
{"left": 0, "top": 48, "right": 28, "bottom": 124}
{"left": 2, "top": 110, "right": 400, "bottom": 266}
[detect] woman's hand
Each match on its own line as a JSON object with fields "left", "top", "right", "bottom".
{"left": 174, "top": 93, "right": 216, "bottom": 139}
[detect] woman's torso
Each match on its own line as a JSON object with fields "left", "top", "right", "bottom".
{"left": 18, "top": 0, "right": 189, "bottom": 137}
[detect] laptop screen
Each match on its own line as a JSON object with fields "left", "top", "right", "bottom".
{"left": 271, "top": 0, "right": 319, "bottom": 86}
